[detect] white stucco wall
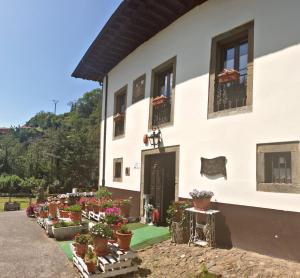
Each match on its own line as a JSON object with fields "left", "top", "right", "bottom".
{"left": 99, "top": 0, "right": 300, "bottom": 213}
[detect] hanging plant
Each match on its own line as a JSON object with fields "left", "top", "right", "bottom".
{"left": 218, "top": 69, "right": 240, "bottom": 84}
{"left": 152, "top": 95, "right": 168, "bottom": 106}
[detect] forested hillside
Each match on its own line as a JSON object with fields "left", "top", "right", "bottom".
{"left": 0, "top": 88, "right": 102, "bottom": 194}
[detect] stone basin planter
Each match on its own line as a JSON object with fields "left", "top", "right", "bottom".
{"left": 52, "top": 225, "right": 83, "bottom": 240}
{"left": 4, "top": 202, "right": 20, "bottom": 211}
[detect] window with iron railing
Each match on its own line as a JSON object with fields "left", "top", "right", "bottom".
{"left": 214, "top": 39, "right": 248, "bottom": 112}
{"left": 208, "top": 21, "right": 254, "bottom": 117}
{"left": 114, "top": 88, "right": 126, "bottom": 138}
{"left": 152, "top": 67, "right": 173, "bottom": 126}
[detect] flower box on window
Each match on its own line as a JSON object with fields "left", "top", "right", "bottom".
{"left": 218, "top": 69, "right": 240, "bottom": 84}
{"left": 113, "top": 113, "right": 124, "bottom": 122}
{"left": 152, "top": 95, "right": 168, "bottom": 106}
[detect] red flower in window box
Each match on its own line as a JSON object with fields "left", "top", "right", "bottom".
{"left": 218, "top": 69, "right": 240, "bottom": 84}
{"left": 152, "top": 95, "right": 168, "bottom": 106}
{"left": 113, "top": 113, "right": 124, "bottom": 122}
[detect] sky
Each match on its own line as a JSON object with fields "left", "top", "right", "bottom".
{"left": 0, "top": 0, "right": 122, "bottom": 127}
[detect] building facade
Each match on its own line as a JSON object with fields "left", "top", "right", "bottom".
{"left": 73, "top": 0, "right": 300, "bottom": 262}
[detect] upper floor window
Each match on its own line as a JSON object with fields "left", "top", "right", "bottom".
{"left": 132, "top": 74, "right": 146, "bottom": 104}
{"left": 257, "top": 141, "right": 300, "bottom": 194}
{"left": 150, "top": 57, "right": 176, "bottom": 128}
{"left": 208, "top": 21, "right": 254, "bottom": 118}
{"left": 113, "top": 86, "right": 127, "bottom": 138}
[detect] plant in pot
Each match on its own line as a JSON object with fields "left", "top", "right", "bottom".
{"left": 95, "top": 187, "right": 112, "bottom": 201}
{"left": 116, "top": 224, "right": 132, "bottom": 251}
{"left": 90, "top": 223, "right": 112, "bottom": 256}
{"left": 65, "top": 204, "right": 82, "bottom": 222}
{"left": 74, "top": 233, "right": 89, "bottom": 258}
{"left": 39, "top": 204, "right": 48, "bottom": 218}
{"left": 59, "top": 205, "right": 70, "bottom": 218}
{"left": 114, "top": 197, "right": 132, "bottom": 218}
{"left": 166, "top": 200, "right": 191, "bottom": 244}
{"left": 99, "top": 199, "right": 113, "bottom": 212}
{"left": 189, "top": 189, "right": 214, "bottom": 211}
{"left": 85, "top": 197, "right": 96, "bottom": 212}
{"left": 84, "top": 247, "right": 97, "bottom": 273}
{"left": 79, "top": 197, "right": 87, "bottom": 211}
{"left": 104, "top": 207, "right": 123, "bottom": 241}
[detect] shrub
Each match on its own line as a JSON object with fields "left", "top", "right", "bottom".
{"left": 74, "top": 233, "right": 90, "bottom": 245}
{"left": 84, "top": 247, "right": 97, "bottom": 264}
{"left": 95, "top": 187, "right": 112, "bottom": 200}
{"left": 65, "top": 204, "right": 81, "bottom": 212}
{"left": 90, "top": 223, "right": 112, "bottom": 238}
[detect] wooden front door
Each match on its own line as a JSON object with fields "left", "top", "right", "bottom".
{"left": 145, "top": 152, "right": 176, "bottom": 223}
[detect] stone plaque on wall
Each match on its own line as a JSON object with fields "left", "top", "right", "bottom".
{"left": 201, "top": 156, "right": 227, "bottom": 178}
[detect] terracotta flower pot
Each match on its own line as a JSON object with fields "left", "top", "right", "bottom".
{"left": 60, "top": 210, "right": 70, "bottom": 218}
{"left": 76, "top": 243, "right": 88, "bottom": 258}
{"left": 120, "top": 204, "right": 130, "bottom": 218}
{"left": 93, "top": 236, "right": 109, "bottom": 256}
{"left": 116, "top": 231, "right": 132, "bottom": 251}
{"left": 85, "top": 261, "right": 97, "bottom": 273}
{"left": 60, "top": 198, "right": 66, "bottom": 205}
{"left": 39, "top": 211, "right": 48, "bottom": 218}
{"left": 70, "top": 211, "right": 81, "bottom": 222}
{"left": 49, "top": 203, "right": 58, "bottom": 217}
{"left": 86, "top": 204, "right": 93, "bottom": 212}
{"left": 93, "top": 204, "right": 100, "bottom": 214}
{"left": 192, "top": 198, "right": 211, "bottom": 211}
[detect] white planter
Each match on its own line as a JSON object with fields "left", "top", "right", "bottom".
{"left": 52, "top": 225, "right": 82, "bottom": 240}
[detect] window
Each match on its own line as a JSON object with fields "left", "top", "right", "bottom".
{"left": 264, "top": 152, "right": 291, "bottom": 184}
{"left": 257, "top": 142, "right": 300, "bottom": 193}
{"left": 132, "top": 74, "right": 146, "bottom": 104}
{"left": 208, "top": 21, "right": 254, "bottom": 118}
{"left": 113, "top": 86, "right": 127, "bottom": 138}
{"left": 113, "top": 158, "right": 123, "bottom": 182}
{"left": 150, "top": 57, "right": 176, "bottom": 128}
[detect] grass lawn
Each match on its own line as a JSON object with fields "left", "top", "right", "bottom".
{"left": 0, "top": 197, "right": 30, "bottom": 212}
{"left": 57, "top": 222, "right": 170, "bottom": 261}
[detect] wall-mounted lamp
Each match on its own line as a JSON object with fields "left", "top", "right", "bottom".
{"left": 148, "top": 127, "right": 162, "bottom": 148}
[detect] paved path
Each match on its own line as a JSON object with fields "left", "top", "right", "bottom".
{"left": 0, "top": 211, "right": 78, "bottom": 278}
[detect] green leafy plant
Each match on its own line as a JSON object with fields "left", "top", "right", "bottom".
{"left": 95, "top": 187, "right": 112, "bottom": 200}
{"left": 54, "top": 220, "right": 80, "bottom": 228}
{"left": 84, "top": 247, "right": 97, "bottom": 264}
{"left": 166, "top": 200, "right": 191, "bottom": 229}
{"left": 64, "top": 204, "right": 81, "bottom": 212}
{"left": 74, "top": 233, "right": 90, "bottom": 245}
{"left": 197, "top": 263, "right": 219, "bottom": 278}
{"left": 119, "top": 224, "right": 131, "bottom": 234}
{"left": 90, "top": 223, "right": 112, "bottom": 238}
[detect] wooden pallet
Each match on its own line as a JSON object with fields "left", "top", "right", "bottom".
{"left": 82, "top": 210, "right": 90, "bottom": 219}
{"left": 89, "top": 211, "right": 105, "bottom": 222}
{"left": 72, "top": 243, "right": 138, "bottom": 277}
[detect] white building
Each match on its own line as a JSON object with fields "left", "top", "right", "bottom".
{"left": 73, "top": 0, "right": 300, "bottom": 262}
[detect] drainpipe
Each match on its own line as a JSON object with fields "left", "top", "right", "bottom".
{"left": 100, "top": 75, "right": 108, "bottom": 187}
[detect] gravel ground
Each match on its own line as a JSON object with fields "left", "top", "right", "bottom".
{"left": 130, "top": 240, "right": 300, "bottom": 278}
{"left": 0, "top": 211, "right": 77, "bottom": 278}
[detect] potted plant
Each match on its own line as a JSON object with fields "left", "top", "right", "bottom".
{"left": 84, "top": 247, "right": 97, "bottom": 273}
{"left": 90, "top": 223, "right": 112, "bottom": 256}
{"left": 152, "top": 95, "right": 168, "bottom": 106}
{"left": 104, "top": 207, "right": 124, "bottom": 241}
{"left": 115, "top": 197, "right": 132, "bottom": 218}
{"left": 59, "top": 205, "right": 70, "bottom": 218}
{"left": 39, "top": 204, "right": 48, "bottom": 218}
{"left": 95, "top": 187, "right": 112, "bottom": 201}
{"left": 99, "top": 199, "right": 113, "bottom": 212}
{"left": 48, "top": 202, "right": 58, "bottom": 218}
{"left": 189, "top": 189, "right": 214, "bottom": 211}
{"left": 218, "top": 69, "right": 240, "bottom": 84}
{"left": 85, "top": 197, "right": 96, "bottom": 212}
{"left": 166, "top": 200, "right": 191, "bottom": 244}
{"left": 79, "top": 197, "right": 87, "bottom": 211}
{"left": 74, "top": 233, "right": 89, "bottom": 258}
{"left": 65, "top": 204, "right": 82, "bottom": 222}
{"left": 116, "top": 224, "right": 132, "bottom": 251}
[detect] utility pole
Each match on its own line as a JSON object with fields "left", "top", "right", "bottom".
{"left": 52, "top": 100, "right": 59, "bottom": 114}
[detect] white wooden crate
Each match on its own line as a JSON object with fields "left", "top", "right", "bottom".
{"left": 89, "top": 211, "right": 105, "bottom": 222}
{"left": 71, "top": 243, "right": 138, "bottom": 277}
